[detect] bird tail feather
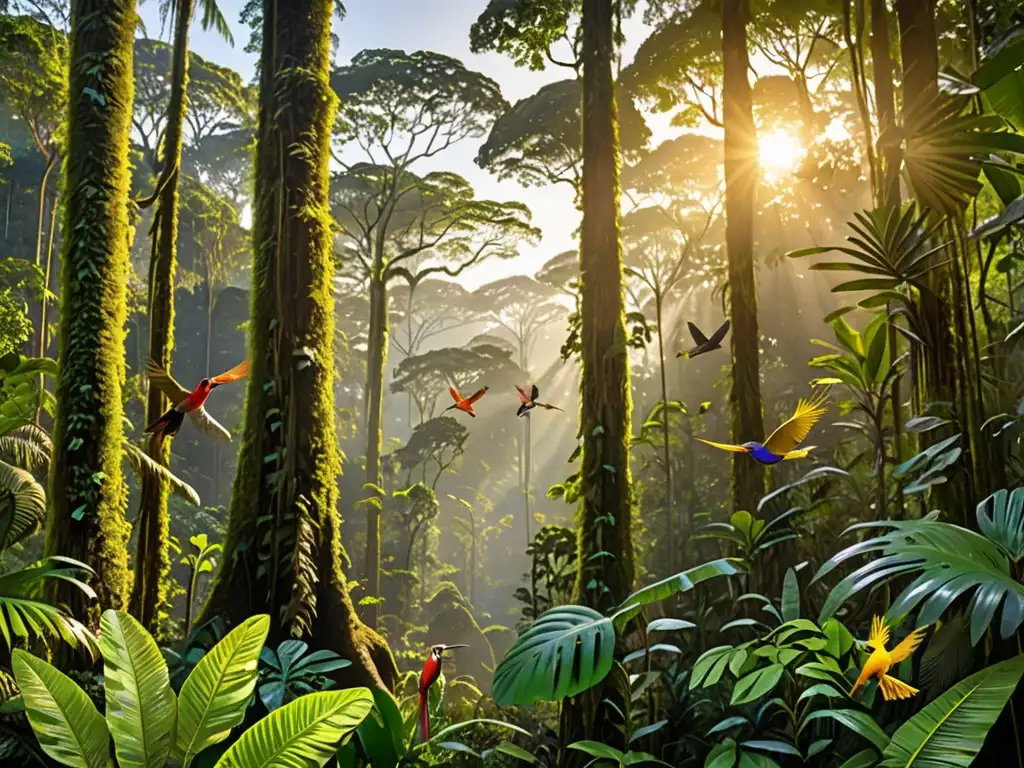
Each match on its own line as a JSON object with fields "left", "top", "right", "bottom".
{"left": 419, "top": 690, "right": 430, "bottom": 743}
{"left": 878, "top": 674, "right": 919, "bottom": 701}
{"left": 783, "top": 447, "right": 814, "bottom": 460}
{"left": 144, "top": 409, "right": 184, "bottom": 437}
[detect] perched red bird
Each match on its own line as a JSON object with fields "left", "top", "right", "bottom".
{"left": 144, "top": 359, "right": 250, "bottom": 442}
{"left": 418, "top": 643, "right": 467, "bottom": 742}
{"left": 444, "top": 385, "right": 488, "bottom": 417}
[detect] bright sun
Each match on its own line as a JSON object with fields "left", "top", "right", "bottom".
{"left": 758, "top": 129, "right": 805, "bottom": 182}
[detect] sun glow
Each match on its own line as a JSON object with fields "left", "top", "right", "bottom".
{"left": 758, "top": 129, "right": 805, "bottom": 182}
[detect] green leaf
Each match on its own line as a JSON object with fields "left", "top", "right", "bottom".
{"left": 98, "top": 610, "right": 177, "bottom": 768}
{"left": 175, "top": 615, "right": 270, "bottom": 767}
{"left": 425, "top": 718, "right": 531, "bottom": 746}
{"left": 973, "top": 35, "right": 1024, "bottom": 90}
{"left": 490, "top": 742, "right": 537, "bottom": 763}
{"left": 215, "top": 688, "right": 373, "bottom": 768}
{"left": 568, "top": 740, "right": 624, "bottom": 761}
{"left": 838, "top": 749, "right": 879, "bottom": 768}
{"left": 356, "top": 687, "right": 404, "bottom": 768}
{"left": 12, "top": 649, "right": 113, "bottom": 768}
{"left": 646, "top": 618, "right": 695, "bottom": 633}
{"left": 705, "top": 739, "right": 738, "bottom": 768}
{"left": 731, "top": 664, "right": 784, "bottom": 706}
{"left": 801, "top": 710, "right": 889, "bottom": 752}
{"left": 492, "top": 606, "right": 614, "bottom": 706}
{"left": 781, "top": 569, "right": 799, "bottom": 622}
{"left": 879, "top": 655, "right": 1024, "bottom": 767}
{"left": 611, "top": 558, "right": 744, "bottom": 629}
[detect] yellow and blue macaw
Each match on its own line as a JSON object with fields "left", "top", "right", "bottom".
{"left": 697, "top": 386, "right": 831, "bottom": 465}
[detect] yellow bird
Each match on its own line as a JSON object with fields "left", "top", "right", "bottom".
{"left": 850, "top": 615, "right": 928, "bottom": 701}
{"left": 696, "top": 386, "right": 831, "bottom": 465}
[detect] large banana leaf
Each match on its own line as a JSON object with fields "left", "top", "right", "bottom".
{"left": 174, "top": 614, "right": 270, "bottom": 767}
{"left": 355, "top": 686, "right": 405, "bottom": 768}
{"left": 0, "top": 556, "right": 98, "bottom": 658}
{"left": 214, "top": 688, "right": 373, "bottom": 768}
{"left": 11, "top": 648, "right": 113, "bottom": 768}
{"left": 879, "top": 654, "right": 1024, "bottom": 766}
{"left": 98, "top": 610, "right": 177, "bottom": 768}
{"left": 976, "top": 487, "right": 1024, "bottom": 562}
{"left": 0, "top": 459, "right": 46, "bottom": 549}
{"left": 814, "top": 514, "right": 1024, "bottom": 645}
{"left": 611, "top": 558, "right": 745, "bottom": 628}
{"left": 492, "top": 605, "right": 615, "bottom": 707}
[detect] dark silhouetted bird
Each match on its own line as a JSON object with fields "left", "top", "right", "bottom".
{"left": 515, "top": 384, "right": 563, "bottom": 417}
{"left": 677, "top": 319, "right": 730, "bottom": 358}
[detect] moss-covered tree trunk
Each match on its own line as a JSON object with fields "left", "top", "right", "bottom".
{"left": 199, "top": 0, "right": 397, "bottom": 692}
{"left": 722, "top": 0, "right": 766, "bottom": 513}
{"left": 362, "top": 268, "right": 388, "bottom": 629}
{"left": 559, "top": 0, "right": 635, "bottom": 763}
{"left": 130, "top": 0, "right": 194, "bottom": 636}
{"left": 44, "top": 0, "right": 135, "bottom": 630}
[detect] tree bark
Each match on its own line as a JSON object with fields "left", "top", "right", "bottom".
{"left": 130, "top": 0, "right": 194, "bottom": 637}
{"left": 655, "top": 294, "right": 674, "bottom": 572}
{"left": 362, "top": 271, "right": 388, "bottom": 629}
{"left": 44, "top": 0, "right": 135, "bottom": 635}
{"left": 560, "top": 0, "right": 635, "bottom": 762}
{"left": 199, "top": 0, "right": 397, "bottom": 693}
{"left": 722, "top": 0, "right": 766, "bottom": 514}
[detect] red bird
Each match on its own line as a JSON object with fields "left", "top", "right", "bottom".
{"left": 418, "top": 643, "right": 467, "bottom": 742}
{"left": 443, "top": 385, "right": 488, "bottom": 417}
{"left": 144, "top": 359, "right": 250, "bottom": 442}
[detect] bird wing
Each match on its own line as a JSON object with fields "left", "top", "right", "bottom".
{"left": 465, "top": 387, "right": 488, "bottom": 405}
{"left": 708, "top": 319, "right": 731, "bottom": 345}
{"left": 878, "top": 674, "right": 919, "bottom": 701}
{"left": 210, "top": 359, "right": 251, "bottom": 384}
{"left": 763, "top": 388, "right": 830, "bottom": 456}
{"left": 537, "top": 402, "right": 563, "bottom": 412}
{"left": 867, "top": 615, "right": 891, "bottom": 651}
{"left": 186, "top": 406, "right": 233, "bottom": 443}
{"left": 449, "top": 386, "right": 463, "bottom": 403}
{"left": 146, "top": 359, "right": 192, "bottom": 404}
{"left": 888, "top": 626, "right": 928, "bottom": 664}
{"left": 687, "top": 321, "right": 709, "bottom": 345}
{"left": 531, "top": 384, "right": 539, "bottom": 402}
{"left": 515, "top": 385, "right": 530, "bottom": 404}
{"left": 696, "top": 437, "right": 749, "bottom": 453}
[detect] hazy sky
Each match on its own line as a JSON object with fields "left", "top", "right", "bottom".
{"left": 137, "top": 0, "right": 671, "bottom": 289}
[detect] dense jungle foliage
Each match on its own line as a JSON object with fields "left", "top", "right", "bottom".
{"left": 1, "top": 0, "right": 1024, "bottom": 766}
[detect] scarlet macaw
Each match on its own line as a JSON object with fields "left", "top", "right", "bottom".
{"left": 144, "top": 359, "right": 250, "bottom": 442}
{"left": 850, "top": 616, "right": 928, "bottom": 701}
{"left": 418, "top": 643, "right": 468, "bottom": 741}
{"left": 444, "top": 386, "right": 488, "bottom": 417}
{"left": 515, "top": 384, "right": 563, "bottom": 417}
{"left": 697, "top": 386, "right": 831, "bottom": 464}
{"left": 677, "top": 319, "right": 730, "bottom": 358}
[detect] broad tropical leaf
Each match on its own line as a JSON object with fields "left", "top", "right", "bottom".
{"left": 0, "top": 422, "right": 51, "bottom": 473}
{"left": 12, "top": 649, "right": 113, "bottom": 768}
{"left": 976, "top": 487, "right": 1024, "bottom": 561}
{"left": 356, "top": 686, "right": 405, "bottom": 768}
{"left": 99, "top": 610, "right": 177, "bottom": 768}
{"left": 492, "top": 605, "right": 614, "bottom": 706}
{"left": 0, "top": 459, "right": 45, "bottom": 548}
{"left": 879, "top": 655, "right": 1024, "bottom": 766}
{"left": 174, "top": 614, "right": 269, "bottom": 768}
{"left": 0, "top": 557, "right": 98, "bottom": 657}
{"left": 612, "top": 558, "right": 745, "bottom": 628}
{"left": 814, "top": 514, "right": 1024, "bottom": 645}
{"left": 122, "top": 441, "right": 201, "bottom": 507}
{"left": 214, "top": 688, "right": 374, "bottom": 768}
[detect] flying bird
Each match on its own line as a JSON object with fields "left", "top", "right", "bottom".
{"left": 677, "top": 319, "right": 730, "bottom": 359}
{"left": 444, "top": 386, "right": 488, "bottom": 417}
{"left": 144, "top": 359, "right": 250, "bottom": 443}
{"left": 419, "top": 643, "right": 468, "bottom": 742}
{"left": 696, "top": 385, "right": 831, "bottom": 465}
{"left": 850, "top": 616, "right": 928, "bottom": 701}
{"left": 515, "top": 384, "right": 563, "bottom": 417}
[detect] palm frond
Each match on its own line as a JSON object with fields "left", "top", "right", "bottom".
{"left": 0, "top": 460, "right": 46, "bottom": 550}
{"left": 122, "top": 441, "right": 201, "bottom": 507}
{"left": 0, "top": 424, "right": 51, "bottom": 475}
{"left": 197, "top": 0, "right": 234, "bottom": 45}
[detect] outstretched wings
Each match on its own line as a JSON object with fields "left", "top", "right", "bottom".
{"left": 687, "top": 321, "right": 709, "bottom": 346}
{"left": 515, "top": 385, "right": 531, "bottom": 404}
{"left": 449, "top": 386, "right": 462, "bottom": 403}
{"left": 888, "top": 625, "right": 928, "bottom": 664}
{"left": 696, "top": 437, "right": 748, "bottom": 454}
{"left": 146, "top": 359, "right": 191, "bottom": 405}
{"left": 708, "top": 319, "right": 731, "bottom": 346}
{"left": 763, "top": 387, "right": 830, "bottom": 456}
{"left": 211, "top": 359, "right": 250, "bottom": 384}
{"left": 465, "top": 387, "right": 488, "bottom": 405}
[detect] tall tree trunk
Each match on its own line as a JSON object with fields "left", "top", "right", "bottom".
{"left": 655, "top": 295, "right": 674, "bottom": 572}
{"left": 362, "top": 271, "right": 388, "bottom": 629}
{"left": 130, "top": 0, "right": 194, "bottom": 636}
{"left": 560, "top": 0, "right": 635, "bottom": 763}
{"left": 36, "top": 183, "right": 59, "bottom": 417}
{"left": 33, "top": 153, "right": 56, "bottom": 423}
{"left": 722, "top": 0, "right": 766, "bottom": 513}
{"left": 200, "top": 0, "right": 397, "bottom": 692}
{"left": 44, "top": 0, "right": 135, "bottom": 635}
